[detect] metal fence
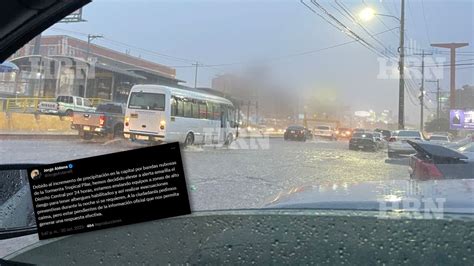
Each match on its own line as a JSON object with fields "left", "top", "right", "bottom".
{"left": 0, "top": 97, "right": 111, "bottom": 113}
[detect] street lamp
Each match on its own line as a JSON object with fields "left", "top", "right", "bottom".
{"left": 358, "top": 7, "right": 376, "bottom": 22}
{"left": 358, "top": 7, "right": 401, "bottom": 23}
{"left": 358, "top": 2, "right": 406, "bottom": 130}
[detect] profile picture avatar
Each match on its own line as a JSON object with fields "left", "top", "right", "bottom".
{"left": 30, "top": 169, "right": 41, "bottom": 180}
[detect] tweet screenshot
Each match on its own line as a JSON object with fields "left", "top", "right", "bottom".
{"left": 27, "top": 142, "right": 190, "bottom": 240}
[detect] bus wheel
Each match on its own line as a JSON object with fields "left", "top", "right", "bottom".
{"left": 224, "top": 133, "right": 233, "bottom": 146}
{"left": 184, "top": 132, "right": 194, "bottom": 146}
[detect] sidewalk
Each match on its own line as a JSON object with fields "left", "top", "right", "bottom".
{"left": 237, "top": 131, "right": 283, "bottom": 138}
{"left": 0, "top": 130, "right": 77, "bottom": 139}
{"left": 0, "top": 130, "right": 284, "bottom": 139}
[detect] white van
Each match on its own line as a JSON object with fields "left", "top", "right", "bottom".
{"left": 123, "top": 85, "right": 237, "bottom": 145}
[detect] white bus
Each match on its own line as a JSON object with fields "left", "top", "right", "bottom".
{"left": 123, "top": 85, "right": 238, "bottom": 145}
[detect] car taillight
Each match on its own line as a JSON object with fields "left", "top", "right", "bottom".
{"left": 412, "top": 158, "right": 444, "bottom": 180}
{"left": 99, "top": 115, "right": 106, "bottom": 127}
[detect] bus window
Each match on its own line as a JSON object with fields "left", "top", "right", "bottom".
{"left": 213, "top": 103, "right": 220, "bottom": 120}
{"left": 220, "top": 105, "right": 227, "bottom": 127}
{"left": 199, "top": 102, "right": 207, "bottom": 119}
{"left": 128, "top": 92, "right": 165, "bottom": 111}
{"left": 206, "top": 102, "right": 213, "bottom": 120}
{"left": 171, "top": 97, "right": 177, "bottom": 116}
{"left": 183, "top": 99, "right": 192, "bottom": 117}
{"left": 176, "top": 97, "right": 184, "bottom": 117}
{"left": 228, "top": 107, "right": 236, "bottom": 127}
{"left": 192, "top": 101, "right": 199, "bottom": 118}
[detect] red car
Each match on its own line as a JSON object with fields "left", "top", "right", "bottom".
{"left": 408, "top": 140, "right": 474, "bottom": 180}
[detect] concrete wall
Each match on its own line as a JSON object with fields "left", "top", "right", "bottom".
{"left": 0, "top": 112, "right": 74, "bottom": 132}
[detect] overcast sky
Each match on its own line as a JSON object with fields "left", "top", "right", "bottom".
{"left": 45, "top": 0, "right": 474, "bottom": 123}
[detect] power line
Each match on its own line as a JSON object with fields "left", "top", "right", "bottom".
{"left": 409, "top": 62, "right": 474, "bottom": 68}
{"left": 334, "top": 0, "right": 399, "bottom": 59}
{"left": 301, "top": 0, "right": 390, "bottom": 59}
{"left": 406, "top": 0, "right": 423, "bottom": 43}
{"left": 50, "top": 27, "right": 197, "bottom": 63}
{"left": 456, "top": 66, "right": 474, "bottom": 70}
{"left": 171, "top": 27, "right": 398, "bottom": 69}
{"left": 328, "top": 1, "right": 355, "bottom": 24}
{"left": 420, "top": 0, "right": 432, "bottom": 45}
{"left": 362, "top": 0, "right": 399, "bottom": 42}
{"left": 49, "top": 27, "right": 89, "bottom": 37}
{"left": 50, "top": 24, "right": 398, "bottom": 70}
{"left": 100, "top": 37, "right": 197, "bottom": 63}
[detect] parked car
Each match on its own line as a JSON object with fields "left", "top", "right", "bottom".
{"left": 408, "top": 140, "right": 474, "bottom": 180}
{"left": 457, "top": 142, "right": 474, "bottom": 161}
{"left": 313, "top": 125, "right": 336, "bottom": 140}
{"left": 335, "top": 127, "right": 352, "bottom": 139}
{"left": 373, "top": 132, "right": 387, "bottom": 149}
{"left": 431, "top": 131, "right": 453, "bottom": 137}
{"left": 387, "top": 130, "right": 425, "bottom": 158}
{"left": 374, "top": 129, "right": 391, "bottom": 141}
{"left": 447, "top": 134, "right": 473, "bottom": 149}
{"left": 38, "top": 95, "right": 96, "bottom": 116}
{"left": 71, "top": 103, "right": 125, "bottom": 140}
{"left": 428, "top": 134, "right": 452, "bottom": 145}
{"left": 353, "top": 128, "right": 366, "bottom": 133}
{"left": 349, "top": 132, "right": 378, "bottom": 151}
{"left": 284, "top": 125, "right": 311, "bottom": 141}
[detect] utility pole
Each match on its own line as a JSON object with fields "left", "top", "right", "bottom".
{"left": 246, "top": 100, "right": 250, "bottom": 126}
{"left": 255, "top": 86, "right": 259, "bottom": 125}
{"left": 398, "top": 0, "right": 406, "bottom": 130}
{"left": 431, "top": 42, "right": 469, "bottom": 110}
{"left": 86, "top": 34, "right": 103, "bottom": 60}
{"left": 85, "top": 34, "right": 103, "bottom": 97}
{"left": 255, "top": 100, "right": 259, "bottom": 125}
{"left": 427, "top": 79, "right": 440, "bottom": 119}
{"left": 193, "top": 62, "right": 199, "bottom": 88}
{"left": 414, "top": 50, "right": 433, "bottom": 131}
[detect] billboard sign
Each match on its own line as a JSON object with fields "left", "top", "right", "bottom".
{"left": 450, "top": 109, "right": 474, "bottom": 130}
{"left": 60, "top": 8, "right": 85, "bottom": 23}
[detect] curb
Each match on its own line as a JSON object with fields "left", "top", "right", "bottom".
{"left": 0, "top": 132, "right": 78, "bottom": 140}
{"left": 0, "top": 133, "right": 285, "bottom": 140}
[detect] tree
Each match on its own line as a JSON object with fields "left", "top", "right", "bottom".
{"left": 424, "top": 118, "right": 456, "bottom": 135}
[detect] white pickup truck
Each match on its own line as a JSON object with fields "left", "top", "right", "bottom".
{"left": 37, "top": 95, "right": 95, "bottom": 116}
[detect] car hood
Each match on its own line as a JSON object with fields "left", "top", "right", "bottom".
{"left": 266, "top": 179, "right": 474, "bottom": 214}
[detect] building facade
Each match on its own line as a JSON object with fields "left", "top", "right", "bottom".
{"left": 4, "top": 35, "right": 183, "bottom": 103}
